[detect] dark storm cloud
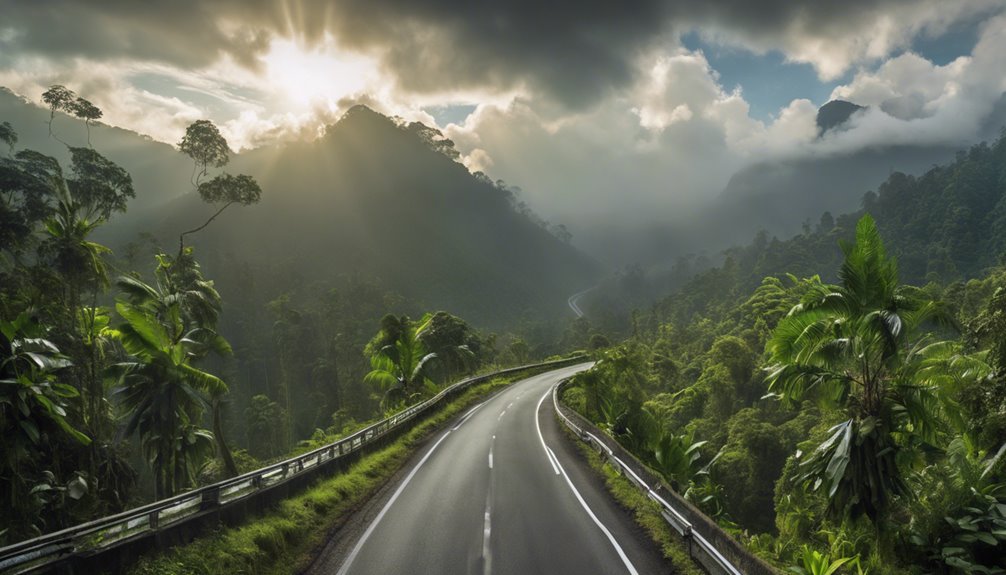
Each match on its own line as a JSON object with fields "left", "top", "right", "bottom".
{"left": 0, "top": 0, "right": 998, "bottom": 107}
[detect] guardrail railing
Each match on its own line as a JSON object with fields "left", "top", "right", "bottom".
{"left": 0, "top": 356, "right": 587, "bottom": 575}
{"left": 553, "top": 380, "right": 779, "bottom": 575}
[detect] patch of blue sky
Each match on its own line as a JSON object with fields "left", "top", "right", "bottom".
{"left": 681, "top": 30, "right": 846, "bottom": 122}
{"left": 129, "top": 72, "right": 264, "bottom": 120}
{"left": 424, "top": 104, "right": 477, "bottom": 128}
{"left": 910, "top": 17, "right": 981, "bottom": 66}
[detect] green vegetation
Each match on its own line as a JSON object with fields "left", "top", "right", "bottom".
{"left": 765, "top": 216, "right": 986, "bottom": 526}
{"left": 569, "top": 427, "right": 704, "bottom": 575}
{"left": 566, "top": 137, "right": 1006, "bottom": 574}
{"left": 1, "top": 87, "right": 587, "bottom": 546}
{"left": 126, "top": 374, "right": 524, "bottom": 575}
{"left": 0, "top": 87, "right": 268, "bottom": 536}
{"left": 110, "top": 251, "right": 235, "bottom": 498}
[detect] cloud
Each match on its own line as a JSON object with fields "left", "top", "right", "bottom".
{"left": 691, "top": 0, "right": 1002, "bottom": 80}
{"left": 442, "top": 6, "right": 1005, "bottom": 261}
{"left": 822, "top": 12, "right": 1006, "bottom": 153}
{"left": 444, "top": 49, "right": 820, "bottom": 242}
{"left": 1, "top": 0, "right": 1002, "bottom": 111}
{"left": 1, "top": 0, "right": 1004, "bottom": 266}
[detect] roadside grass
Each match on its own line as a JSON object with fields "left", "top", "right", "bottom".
{"left": 569, "top": 431, "right": 706, "bottom": 575}
{"left": 128, "top": 375, "right": 521, "bottom": 575}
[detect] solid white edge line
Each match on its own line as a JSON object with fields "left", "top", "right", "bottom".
{"left": 335, "top": 430, "right": 453, "bottom": 575}
{"left": 543, "top": 383, "right": 640, "bottom": 575}
{"left": 546, "top": 446, "right": 561, "bottom": 470}
{"left": 551, "top": 452, "right": 640, "bottom": 575}
{"left": 535, "top": 388, "right": 562, "bottom": 475}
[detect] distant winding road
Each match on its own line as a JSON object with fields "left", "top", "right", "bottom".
{"left": 309, "top": 363, "right": 672, "bottom": 575}
{"left": 568, "top": 287, "right": 598, "bottom": 318}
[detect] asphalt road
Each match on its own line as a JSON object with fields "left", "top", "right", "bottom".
{"left": 315, "top": 363, "right": 673, "bottom": 575}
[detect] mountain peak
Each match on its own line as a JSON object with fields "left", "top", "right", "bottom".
{"left": 816, "top": 100, "right": 865, "bottom": 136}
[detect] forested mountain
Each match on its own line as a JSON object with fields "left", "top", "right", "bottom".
{"left": 120, "top": 105, "right": 598, "bottom": 329}
{"left": 629, "top": 96, "right": 1006, "bottom": 267}
{"left": 0, "top": 87, "right": 599, "bottom": 543}
{"left": 568, "top": 128, "right": 1006, "bottom": 574}
{"left": 0, "top": 88, "right": 598, "bottom": 329}
{"left": 681, "top": 129, "right": 1006, "bottom": 308}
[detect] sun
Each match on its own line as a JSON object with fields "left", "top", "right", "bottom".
{"left": 262, "top": 38, "right": 375, "bottom": 108}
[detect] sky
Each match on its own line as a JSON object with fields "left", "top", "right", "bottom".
{"left": 1, "top": 0, "right": 1005, "bottom": 238}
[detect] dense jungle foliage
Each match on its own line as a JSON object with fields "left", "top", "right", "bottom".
{"left": 565, "top": 133, "right": 1006, "bottom": 574}
{"left": 0, "top": 88, "right": 596, "bottom": 544}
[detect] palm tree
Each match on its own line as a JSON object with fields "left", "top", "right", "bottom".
{"left": 160, "top": 250, "right": 240, "bottom": 478}
{"left": 109, "top": 253, "right": 234, "bottom": 497}
{"left": 364, "top": 315, "right": 440, "bottom": 409}
{"left": 765, "top": 215, "right": 988, "bottom": 524}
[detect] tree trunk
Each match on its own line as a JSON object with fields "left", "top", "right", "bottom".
{"left": 154, "top": 447, "right": 164, "bottom": 500}
{"left": 212, "top": 397, "right": 239, "bottom": 478}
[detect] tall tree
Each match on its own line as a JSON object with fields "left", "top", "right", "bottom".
{"left": 110, "top": 253, "right": 232, "bottom": 497}
{"left": 169, "top": 249, "right": 239, "bottom": 478}
{"left": 69, "top": 97, "right": 102, "bottom": 147}
{"left": 41, "top": 85, "right": 76, "bottom": 140}
{"left": 0, "top": 121, "right": 16, "bottom": 155}
{"left": 178, "top": 120, "right": 230, "bottom": 188}
{"left": 176, "top": 121, "right": 262, "bottom": 254}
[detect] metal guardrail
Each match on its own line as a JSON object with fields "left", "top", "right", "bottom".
{"left": 552, "top": 380, "right": 746, "bottom": 575}
{"left": 0, "top": 357, "right": 587, "bottom": 575}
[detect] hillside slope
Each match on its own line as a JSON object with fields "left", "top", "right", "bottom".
{"left": 114, "top": 105, "right": 599, "bottom": 327}
{"left": 1, "top": 88, "right": 598, "bottom": 327}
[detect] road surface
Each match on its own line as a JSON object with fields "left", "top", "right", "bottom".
{"left": 310, "top": 363, "right": 673, "bottom": 575}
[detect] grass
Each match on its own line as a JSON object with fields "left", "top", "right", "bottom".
{"left": 127, "top": 375, "right": 521, "bottom": 575}
{"left": 569, "top": 430, "right": 706, "bottom": 575}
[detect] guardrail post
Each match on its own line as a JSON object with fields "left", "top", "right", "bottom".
{"left": 200, "top": 486, "right": 221, "bottom": 511}
{"left": 148, "top": 510, "right": 159, "bottom": 530}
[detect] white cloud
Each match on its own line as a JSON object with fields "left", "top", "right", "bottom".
{"left": 821, "top": 13, "right": 1006, "bottom": 153}
{"left": 697, "top": 0, "right": 1004, "bottom": 81}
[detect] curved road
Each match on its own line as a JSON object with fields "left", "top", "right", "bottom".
{"left": 312, "top": 363, "right": 672, "bottom": 575}
{"left": 567, "top": 287, "right": 598, "bottom": 318}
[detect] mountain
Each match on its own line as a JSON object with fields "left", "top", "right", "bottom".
{"left": 704, "top": 142, "right": 959, "bottom": 244}
{"left": 1, "top": 90, "right": 598, "bottom": 328}
{"left": 108, "top": 105, "right": 599, "bottom": 328}
{"left": 698, "top": 128, "right": 1006, "bottom": 298}
{"left": 815, "top": 99, "right": 864, "bottom": 135}
{"left": 653, "top": 96, "right": 1006, "bottom": 261}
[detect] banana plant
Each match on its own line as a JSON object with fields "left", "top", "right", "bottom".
{"left": 789, "top": 545, "right": 857, "bottom": 575}
{"left": 1, "top": 312, "right": 90, "bottom": 539}
{"left": 109, "top": 262, "right": 229, "bottom": 499}
{"left": 365, "top": 314, "right": 439, "bottom": 409}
